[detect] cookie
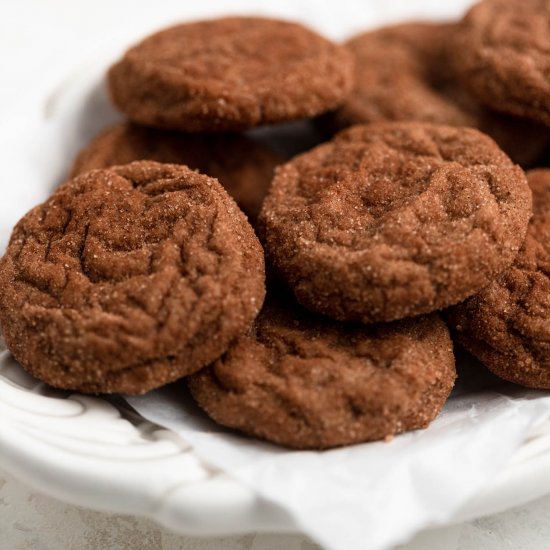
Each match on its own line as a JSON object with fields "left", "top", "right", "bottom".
{"left": 71, "top": 122, "right": 281, "bottom": 221}
{"left": 188, "top": 297, "right": 456, "bottom": 449}
{"left": 258, "top": 122, "right": 532, "bottom": 323}
{"left": 447, "top": 169, "right": 550, "bottom": 388}
{"left": 328, "top": 23, "right": 473, "bottom": 130}
{"left": 108, "top": 17, "right": 354, "bottom": 132}
{"left": 324, "top": 22, "right": 550, "bottom": 167}
{"left": 0, "top": 161, "right": 265, "bottom": 394}
{"left": 452, "top": 0, "right": 550, "bottom": 127}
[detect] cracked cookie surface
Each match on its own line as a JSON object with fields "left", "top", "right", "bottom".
{"left": 71, "top": 122, "right": 281, "bottom": 222}
{"left": 452, "top": 0, "right": 550, "bottom": 126}
{"left": 0, "top": 161, "right": 265, "bottom": 394}
{"left": 258, "top": 122, "right": 532, "bottom": 323}
{"left": 447, "top": 169, "right": 550, "bottom": 388}
{"left": 188, "top": 296, "right": 456, "bottom": 449}
{"left": 108, "top": 17, "right": 354, "bottom": 132}
{"left": 323, "top": 21, "right": 550, "bottom": 167}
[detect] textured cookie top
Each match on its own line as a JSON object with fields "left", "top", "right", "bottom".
{"left": 259, "top": 122, "right": 532, "bottom": 323}
{"left": 453, "top": 0, "right": 550, "bottom": 125}
{"left": 71, "top": 122, "right": 281, "bottom": 221}
{"left": 326, "top": 21, "right": 549, "bottom": 166}
{"left": 448, "top": 168, "right": 550, "bottom": 387}
{"left": 189, "top": 298, "right": 455, "bottom": 449}
{"left": 0, "top": 161, "right": 265, "bottom": 394}
{"left": 108, "top": 17, "right": 354, "bottom": 131}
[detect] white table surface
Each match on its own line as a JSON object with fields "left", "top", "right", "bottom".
{"left": 3, "top": 468, "right": 550, "bottom": 550}
{"left": 2, "top": 1, "right": 550, "bottom": 548}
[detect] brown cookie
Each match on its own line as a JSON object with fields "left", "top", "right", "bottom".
{"left": 71, "top": 123, "right": 281, "bottom": 221}
{"left": 258, "top": 122, "right": 532, "bottom": 323}
{"left": 324, "top": 22, "right": 550, "bottom": 167}
{"left": 188, "top": 297, "right": 456, "bottom": 449}
{"left": 0, "top": 161, "right": 265, "bottom": 394}
{"left": 328, "top": 23, "right": 473, "bottom": 130}
{"left": 108, "top": 17, "right": 354, "bottom": 132}
{"left": 452, "top": 0, "right": 550, "bottom": 127}
{"left": 447, "top": 169, "right": 550, "bottom": 389}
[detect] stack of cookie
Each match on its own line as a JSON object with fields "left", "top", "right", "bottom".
{"left": 0, "top": 1, "right": 548, "bottom": 450}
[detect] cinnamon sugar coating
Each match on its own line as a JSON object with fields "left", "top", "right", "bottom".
{"left": 0, "top": 161, "right": 265, "bottom": 394}
{"left": 452, "top": 0, "right": 550, "bottom": 127}
{"left": 447, "top": 169, "right": 550, "bottom": 388}
{"left": 259, "top": 122, "right": 532, "bottom": 323}
{"left": 108, "top": 17, "right": 354, "bottom": 131}
{"left": 189, "top": 297, "right": 455, "bottom": 449}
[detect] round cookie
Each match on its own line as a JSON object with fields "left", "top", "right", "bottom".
{"left": 452, "top": 0, "right": 550, "bottom": 127}
{"left": 71, "top": 123, "right": 281, "bottom": 221}
{"left": 188, "top": 297, "right": 456, "bottom": 449}
{"left": 447, "top": 169, "right": 550, "bottom": 389}
{"left": 0, "top": 161, "right": 265, "bottom": 394}
{"left": 258, "top": 122, "right": 532, "bottom": 323}
{"left": 108, "top": 17, "right": 354, "bottom": 132}
{"left": 324, "top": 22, "right": 550, "bottom": 167}
{"left": 329, "top": 23, "right": 474, "bottom": 130}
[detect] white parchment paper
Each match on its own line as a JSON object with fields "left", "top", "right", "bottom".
{"left": 128, "top": 365, "right": 550, "bottom": 550}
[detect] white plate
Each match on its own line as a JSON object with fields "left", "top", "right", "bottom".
{"left": 4, "top": 340, "right": 550, "bottom": 537}
{"left": 2, "top": 23, "right": 550, "bottom": 540}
